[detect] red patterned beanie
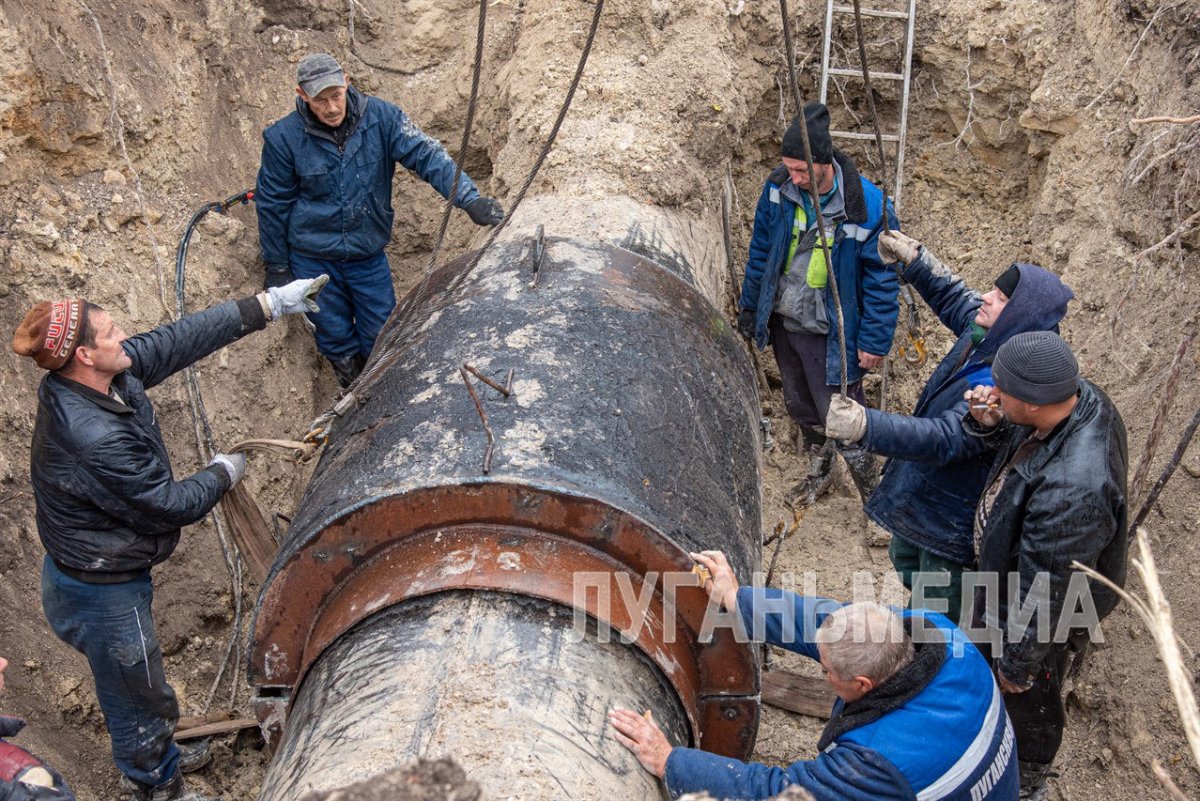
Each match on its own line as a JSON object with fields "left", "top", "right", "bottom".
{"left": 12, "top": 299, "right": 86, "bottom": 371}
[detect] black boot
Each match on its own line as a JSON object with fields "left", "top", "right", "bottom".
{"left": 1018, "top": 761, "right": 1058, "bottom": 800}
{"left": 120, "top": 740, "right": 210, "bottom": 799}
{"left": 177, "top": 739, "right": 211, "bottom": 773}
{"left": 840, "top": 446, "right": 880, "bottom": 505}
{"left": 785, "top": 429, "right": 836, "bottom": 508}
{"left": 328, "top": 354, "right": 366, "bottom": 388}
{"left": 133, "top": 770, "right": 219, "bottom": 801}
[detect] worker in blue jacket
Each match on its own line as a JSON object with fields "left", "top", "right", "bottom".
{"left": 609, "top": 551, "right": 1018, "bottom": 801}
{"left": 823, "top": 230, "right": 1074, "bottom": 624}
{"left": 737, "top": 103, "right": 900, "bottom": 507}
{"left": 256, "top": 53, "right": 505, "bottom": 387}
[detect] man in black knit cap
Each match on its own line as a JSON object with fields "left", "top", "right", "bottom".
{"left": 737, "top": 102, "right": 900, "bottom": 507}
{"left": 964, "top": 331, "right": 1128, "bottom": 800}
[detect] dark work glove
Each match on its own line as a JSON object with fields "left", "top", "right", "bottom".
{"left": 737, "top": 308, "right": 756, "bottom": 339}
{"left": 264, "top": 264, "right": 293, "bottom": 290}
{"left": 464, "top": 196, "right": 505, "bottom": 226}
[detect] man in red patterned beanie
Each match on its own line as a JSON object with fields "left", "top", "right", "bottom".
{"left": 11, "top": 275, "right": 325, "bottom": 801}
{"left": 11, "top": 298, "right": 87, "bottom": 371}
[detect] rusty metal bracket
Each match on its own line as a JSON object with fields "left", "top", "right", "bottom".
{"left": 303, "top": 391, "right": 361, "bottom": 447}
{"left": 464, "top": 363, "right": 514, "bottom": 398}
{"left": 307, "top": 528, "right": 707, "bottom": 735}
{"left": 252, "top": 691, "right": 288, "bottom": 754}
{"left": 249, "top": 482, "right": 760, "bottom": 759}
{"left": 897, "top": 283, "right": 927, "bottom": 367}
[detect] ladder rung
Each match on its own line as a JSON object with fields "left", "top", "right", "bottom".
{"left": 828, "top": 67, "right": 905, "bottom": 81}
{"left": 830, "top": 130, "right": 900, "bottom": 142}
{"left": 832, "top": 5, "right": 910, "bottom": 19}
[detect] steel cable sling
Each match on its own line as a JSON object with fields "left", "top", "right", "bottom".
{"left": 425, "top": 0, "right": 490, "bottom": 274}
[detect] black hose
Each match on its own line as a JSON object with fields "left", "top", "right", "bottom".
{"left": 173, "top": 188, "right": 254, "bottom": 710}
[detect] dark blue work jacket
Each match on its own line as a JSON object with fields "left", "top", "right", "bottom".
{"left": 863, "top": 251, "right": 1074, "bottom": 563}
{"left": 256, "top": 88, "right": 480, "bottom": 267}
{"left": 739, "top": 151, "right": 900, "bottom": 386}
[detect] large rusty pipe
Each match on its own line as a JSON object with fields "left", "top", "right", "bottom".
{"left": 251, "top": 219, "right": 762, "bottom": 799}
{"left": 264, "top": 592, "right": 691, "bottom": 800}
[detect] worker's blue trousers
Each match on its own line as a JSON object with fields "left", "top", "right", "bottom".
{"left": 41, "top": 556, "right": 180, "bottom": 790}
{"left": 290, "top": 250, "right": 397, "bottom": 361}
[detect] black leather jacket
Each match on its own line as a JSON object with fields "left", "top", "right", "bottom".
{"left": 972, "top": 380, "right": 1128, "bottom": 683}
{"left": 30, "top": 298, "right": 267, "bottom": 576}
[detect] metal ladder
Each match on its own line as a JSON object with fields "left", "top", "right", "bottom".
{"left": 818, "top": 0, "right": 916, "bottom": 208}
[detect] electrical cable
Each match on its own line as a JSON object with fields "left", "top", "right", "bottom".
{"left": 174, "top": 189, "right": 254, "bottom": 712}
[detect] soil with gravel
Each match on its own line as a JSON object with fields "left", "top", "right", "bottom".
{"left": 0, "top": 0, "right": 1197, "bottom": 799}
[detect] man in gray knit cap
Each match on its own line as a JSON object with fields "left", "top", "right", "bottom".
{"left": 964, "top": 331, "right": 1127, "bottom": 800}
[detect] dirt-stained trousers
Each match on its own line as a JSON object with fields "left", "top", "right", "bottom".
{"left": 978, "top": 639, "right": 1072, "bottom": 768}
{"left": 40, "top": 556, "right": 180, "bottom": 791}
{"left": 290, "top": 250, "right": 396, "bottom": 362}
{"left": 769, "top": 315, "right": 867, "bottom": 433}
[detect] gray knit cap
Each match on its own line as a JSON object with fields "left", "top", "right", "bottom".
{"left": 992, "top": 331, "right": 1079, "bottom": 404}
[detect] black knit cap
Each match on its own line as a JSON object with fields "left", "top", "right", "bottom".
{"left": 994, "top": 263, "right": 1021, "bottom": 297}
{"left": 992, "top": 331, "right": 1079, "bottom": 405}
{"left": 781, "top": 102, "right": 834, "bottom": 164}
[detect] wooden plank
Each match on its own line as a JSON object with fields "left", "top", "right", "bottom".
{"left": 830, "top": 129, "right": 900, "bottom": 142}
{"left": 761, "top": 669, "right": 837, "bottom": 720}
{"left": 175, "top": 718, "right": 260, "bottom": 741}
{"left": 176, "top": 711, "right": 233, "bottom": 731}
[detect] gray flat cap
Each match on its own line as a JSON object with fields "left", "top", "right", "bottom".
{"left": 297, "top": 53, "right": 346, "bottom": 97}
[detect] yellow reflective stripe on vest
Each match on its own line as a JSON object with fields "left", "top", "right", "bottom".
{"left": 785, "top": 206, "right": 832, "bottom": 289}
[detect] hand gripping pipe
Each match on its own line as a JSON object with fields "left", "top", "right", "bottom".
{"left": 250, "top": 203, "right": 763, "bottom": 800}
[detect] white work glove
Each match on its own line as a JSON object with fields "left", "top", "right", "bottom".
{"left": 211, "top": 453, "right": 246, "bottom": 486}
{"left": 262, "top": 274, "right": 329, "bottom": 320}
{"left": 877, "top": 230, "right": 921, "bottom": 266}
{"left": 825, "top": 396, "right": 868, "bottom": 443}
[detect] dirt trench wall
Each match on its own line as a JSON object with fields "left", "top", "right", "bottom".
{"left": 0, "top": 0, "right": 1198, "bottom": 798}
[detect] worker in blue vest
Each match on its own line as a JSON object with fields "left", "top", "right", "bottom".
{"left": 1, "top": 656, "right": 76, "bottom": 801}
{"left": 610, "top": 550, "right": 1018, "bottom": 801}
{"left": 737, "top": 103, "right": 900, "bottom": 507}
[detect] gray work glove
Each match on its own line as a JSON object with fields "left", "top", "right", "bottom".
{"left": 262, "top": 274, "right": 329, "bottom": 320}
{"left": 464, "top": 196, "right": 505, "bottom": 226}
{"left": 877, "top": 230, "right": 920, "bottom": 266}
{"left": 825, "top": 396, "right": 868, "bottom": 443}
{"left": 211, "top": 453, "right": 246, "bottom": 486}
